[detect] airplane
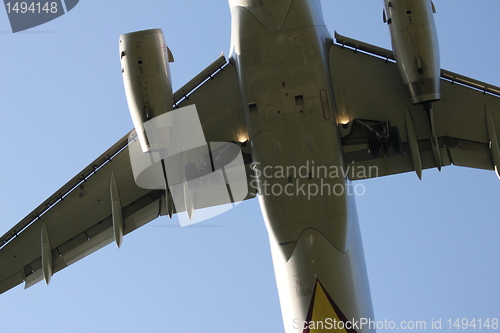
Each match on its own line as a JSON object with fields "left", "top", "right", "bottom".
{"left": 1, "top": 1, "right": 499, "bottom": 333}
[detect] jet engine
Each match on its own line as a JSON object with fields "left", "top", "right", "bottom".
{"left": 120, "top": 29, "right": 175, "bottom": 152}
{"left": 384, "top": 0, "right": 440, "bottom": 104}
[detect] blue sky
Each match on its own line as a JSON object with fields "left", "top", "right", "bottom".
{"left": 0, "top": 1, "right": 499, "bottom": 332}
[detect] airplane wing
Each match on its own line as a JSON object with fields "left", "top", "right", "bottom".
{"left": 331, "top": 33, "right": 500, "bottom": 180}
{"left": 0, "top": 55, "right": 255, "bottom": 294}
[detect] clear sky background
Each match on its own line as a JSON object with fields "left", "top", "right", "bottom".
{"left": 0, "top": 1, "right": 499, "bottom": 332}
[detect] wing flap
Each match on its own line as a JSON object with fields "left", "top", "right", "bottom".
{"left": 330, "top": 36, "right": 500, "bottom": 179}
{"left": 0, "top": 271, "right": 24, "bottom": 294}
{"left": 0, "top": 54, "right": 255, "bottom": 295}
{"left": 0, "top": 145, "right": 163, "bottom": 293}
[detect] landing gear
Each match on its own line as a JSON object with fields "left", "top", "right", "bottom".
{"left": 367, "top": 130, "right": 380, "bottom": 158}
{"left": 358, "top": 120, "right": 403, "bottom": 158}
{"left": 389, "top": 126, "right": 402, "bottom": 155}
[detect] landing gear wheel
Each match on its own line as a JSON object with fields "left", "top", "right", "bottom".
{"left": 389, "top": 126, "right": 402, "bottom": 155}
{"left": 367, "top": 130, "right": 380, "bottom": 158}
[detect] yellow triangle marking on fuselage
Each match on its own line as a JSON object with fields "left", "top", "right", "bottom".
{"left": 307, "top": 281, "right": 349, "bottom": 332}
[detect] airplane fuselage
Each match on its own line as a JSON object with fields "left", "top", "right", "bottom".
{"left": 229, "top": 0, "right": 374, "bottom": 331}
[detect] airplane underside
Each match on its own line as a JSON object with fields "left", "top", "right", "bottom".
{"left": 1, "top": 1, "right": 498, "bottom": 333}
{"left": 229, "top": 0, "right": 375, "bottom": 331}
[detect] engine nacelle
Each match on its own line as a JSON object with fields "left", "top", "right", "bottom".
{"left": 120, "top": 29, "right": 174, "bottom": 152}
{"left": 384, "top": 0, "right": 440, "bottom": 104}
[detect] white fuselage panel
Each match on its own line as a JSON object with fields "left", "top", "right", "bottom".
{"left": 229, "top": 0, "right": 375, "bottom": 331}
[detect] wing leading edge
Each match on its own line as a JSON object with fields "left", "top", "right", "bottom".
{"left": 0, "top": 55, "right": 255, "bottom": 294}
{"left": 330, "top": 33, "right": 500, "bottom": 180}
